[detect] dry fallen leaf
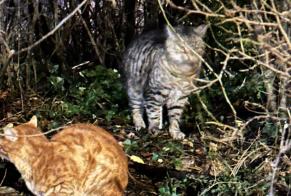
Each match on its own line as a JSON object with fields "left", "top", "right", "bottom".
{"left": 130, "top": 155, "right": 145, "bottom": 164}
{"left": 157, "top": 158, "right": 163, "bottom": 163}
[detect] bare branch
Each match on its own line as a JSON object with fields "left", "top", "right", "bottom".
{"left": 13, "top": 0, "right": 89, "bottom": 56}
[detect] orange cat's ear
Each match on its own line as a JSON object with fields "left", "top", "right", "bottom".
{"left": 3, "top": 124, "right": 18, "bottom": 142}
{"left": 28, "top": 115, "right": 37, "bottom": 127}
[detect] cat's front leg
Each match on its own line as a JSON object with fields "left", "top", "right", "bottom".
{"left": 132, "top": 108, "right": 146, "bottom": 131}
{"left": 167, "top": 96, "right": 188, "bottom": 140}
{"left": 127, "top": 87, "right": 146, "bottom": 131}
{"left": 145, "top": 101, "right": 163, "bottom": 136}
{"left": 168, "top": 120, "right": 185, "bottom": 140}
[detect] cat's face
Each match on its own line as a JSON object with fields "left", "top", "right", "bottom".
{"left": 0, "top": 116, "right": 44, "bottom": 161}
{"left": 165, "top": 25, "right": 207, "bottom": 74}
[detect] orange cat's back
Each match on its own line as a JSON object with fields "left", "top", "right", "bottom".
{"left": 0, "top": 117, "right": 128, "bottom": 196}
{"left": 47, "top": 123, "right": 128, "bottom": 195}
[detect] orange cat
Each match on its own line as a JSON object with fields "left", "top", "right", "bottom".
{"left": 0, "top": 116, "right": 128, "bottom": 196}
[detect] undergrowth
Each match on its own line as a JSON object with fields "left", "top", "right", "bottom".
{"left": 0, "top": 64, "right": 290, "bottom": 196}
{"left": 46, "top": 64, "right": 130, "bottom": 124}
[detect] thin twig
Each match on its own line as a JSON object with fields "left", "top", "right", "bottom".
{"left": 268, "top": 122, "right": 291, "bottom": 196}
{"left": 0, "top": 121, "right": 73, "bottom": 138}
{"left": 13, "top": 0, "right": 88, "bottom": 56}
{"left": 0, "top": 0, "right": 6, "bottom": 5}
{"left": 77, "top": 10, "right": 104, "bottom": 64}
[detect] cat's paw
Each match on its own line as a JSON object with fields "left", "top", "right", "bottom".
{"left": 134, "top": 120, "right": 146, "bottom": 131}
{"left": 133, "top": 112, "right": 146, "bottom": 131}
{"left": 169, "top": 130, "right": 185, "bottom": 140}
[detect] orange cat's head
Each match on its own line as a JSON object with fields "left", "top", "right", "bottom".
{"left": 0, "top": 116, "right": 47, "bottom": 161}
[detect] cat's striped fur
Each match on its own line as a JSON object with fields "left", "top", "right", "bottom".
{"left": 123, "top": 25, "right": 207, "bottom": 139}
{"left": 0, "top": 116, "right": 128, "bottom": 195}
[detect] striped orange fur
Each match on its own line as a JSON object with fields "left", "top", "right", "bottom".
{"left": 0, "top": 116, "right": 128, "bottom": 196}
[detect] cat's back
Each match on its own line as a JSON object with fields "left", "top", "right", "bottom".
{"left": 50, "top": 124, "right": 128, "bottom": 195}
{"left": 123, "top": 28, "right": 167, "bottom": 64}
{"left": 127, "top": 28, "right": 167, "bottom": 49}
{"left": 123, "top": 28, "right": 167, "bottom": 83}
{"left": 52, "top": 123, "right": 120, "bottom": 146}
{"left": 51, "top": 123, "right": 127, "bottom": 170}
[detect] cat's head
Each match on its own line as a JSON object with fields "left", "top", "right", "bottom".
{"left": 165, "top": 24, "right": 208, "bottom": 75}
{"left": 166, "top": 24, "right": 208, "bottom": 51}
{"left": 0, "top": 116, "right": 46, "bottom": 161}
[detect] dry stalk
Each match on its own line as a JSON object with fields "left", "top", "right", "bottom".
{"left": 13, "top": 0, "right": 89, "bottom": 56}
{"left": 268, "top": 122, "right": 291, "bottom": 196}
{"left": 77, "top": 11, "right": 104, "bottom": 64}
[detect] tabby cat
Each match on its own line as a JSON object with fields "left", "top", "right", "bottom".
{"left": 123, "top": 25, "right": 207, "bottom": 139}
{"left": 0, "top": 116, "right": 128, "bottom": 196}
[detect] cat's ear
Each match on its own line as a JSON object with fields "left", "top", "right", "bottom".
{"left": 195, "top": 24, "right": 208, "bottom": 37}
{"left": 27, "top": 115, "right": 37, "bottom": 128}
{"left": 3, "top": 124, "right": 18, "bottom": 142}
